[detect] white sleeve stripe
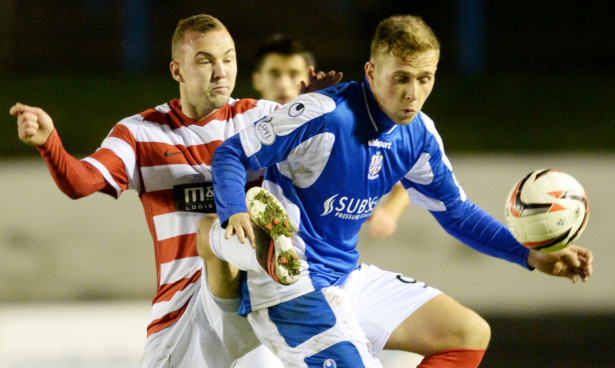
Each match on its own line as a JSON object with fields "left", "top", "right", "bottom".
{"left": 153, "top": 211, "right": 202, "bottom": 241}
{"left": 159, "top": 257, "right": 203, "bottom": 286}
{"left": 240, "top": 123, "right": 262, "bottom": 159}
{"left": 149, "top": 282, "right": 199, "bottom": 323}
{"left": 82, "top": 157, "right": 121, "bottom": 199}
{"left": 100, "top": 136, "right": 140, "bottom": 192}
{"left": 406, "top": 187, "right": 446, "bottom": 211}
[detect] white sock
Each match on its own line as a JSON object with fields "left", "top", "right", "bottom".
{"left": 209, "top": 218, "right": 263, "bottom": 273}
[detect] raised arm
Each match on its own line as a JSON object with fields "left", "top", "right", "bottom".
{"left": 9, "top": 103, "right": 107, "bottom": 198}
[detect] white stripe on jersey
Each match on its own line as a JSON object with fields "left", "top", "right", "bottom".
{"left": 276, "top": 132, "right": 335, "bottom": 188}
{"left": 406, "top": 187, "right": 446, "bottom": 211}
{"left": 405, "top": 152, "right": 434, "bottom": 185}
{"left": 159, "top": 256, "right": 203, "bottom": 286}
{"left": 269, "top": 93, "right": 336, "bottom": 137}
{"left": 153, "top": 211, "right": 202, "bottom": 241}
{"left": 239, "top": 93, "right": 335, "bottom": 158}
{"left": 141, "top": 164, "right": 212, "bottom": 192}
{"left": 148, "top": 282, "right": 200, "bottom": 323}
{"left": 420, "top": 113, "right": 467, "bottom": 201}
{"left": 99, "top": 136, "right": 140, "bottom": 191}
{"left": 82, "top": 157, "right": 122, "bottom": 198}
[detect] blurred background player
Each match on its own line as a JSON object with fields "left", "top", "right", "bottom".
{"left": 252, "top": 33, "right": 410, "bottom": 239}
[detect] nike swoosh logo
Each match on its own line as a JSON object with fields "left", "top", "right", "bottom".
{"left": 164, "top": 151, "right": 182, "bottom": 157}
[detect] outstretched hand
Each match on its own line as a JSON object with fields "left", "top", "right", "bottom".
{"left": 9, "top": 102, "right": 54, "bottom": 146}
{"left": 299, "top": 66, "right": 343, "bottom": 94}
{"left": 225, "top": 212, "right": 255, "bottom": 249}
{"left": 527, "top": 244, "right": 593, "bottom": 283}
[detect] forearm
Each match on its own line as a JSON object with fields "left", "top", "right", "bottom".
{"left": 37, "top": 129, "right": 106, "bottom": 199}
{"left": 381, "top": 183, "right": 410, "bottom": 220}
{"left": 432, "top": 200, "right": 532, "bottom": 269}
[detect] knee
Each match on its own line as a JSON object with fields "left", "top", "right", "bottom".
{"left": 196, "top": 214, "right": 218, "bottom": 260}
{"left": 459, "top": 312, "right": 491, "bottom": 350}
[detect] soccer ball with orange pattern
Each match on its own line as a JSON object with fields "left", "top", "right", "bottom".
{"left": 504, "top": 169, "right": 589, "bottom": 253}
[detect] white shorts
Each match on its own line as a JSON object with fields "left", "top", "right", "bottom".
{"left": 248, "top": 263, "right": 442, "bottom": 368}
{"left": 139, "top": 262, "right": 283, "bottom": 368}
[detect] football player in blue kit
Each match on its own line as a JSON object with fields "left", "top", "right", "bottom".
{"left": 199, "top": 15, "right": 593, "bottom": 368}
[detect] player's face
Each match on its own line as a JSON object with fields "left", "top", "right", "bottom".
{"left": 365, "top": 50, "right": 438, "bottom": 125}
{"left": 172, "top": 29, "right": 237, "bottom": 118}
{"left": 252, "top": 53, "right": 309, "bottom": 104}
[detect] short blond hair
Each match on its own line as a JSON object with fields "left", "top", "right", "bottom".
{"left": 370, "top": 15, "right": 440, "bottom": 62}
{"left": 171, "top": 14, "right": 228, "bottom": 61}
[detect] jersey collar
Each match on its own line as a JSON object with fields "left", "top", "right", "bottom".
{"left": 361, "top": 77, "right": 397, "bottom": 134}
{"left": 168, "top": 98, "right": 233, "bottom": 127}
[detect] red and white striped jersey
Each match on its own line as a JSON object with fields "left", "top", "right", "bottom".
{"left": 44, "top": 98, "right": 278, "bottom": 336}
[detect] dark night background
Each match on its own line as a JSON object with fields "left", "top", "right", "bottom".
{"left": 0, "top": 1, "right": 613, "bottom": 367}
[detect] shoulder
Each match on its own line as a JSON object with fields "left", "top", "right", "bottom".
{"left": 415, "top": 111, "right": 436, "bottom": 133}
{"left": 228, "top": 97, "right": 278, "bottom": 115}
{"left": 116, "top": 103, "right": 169, "bottom": 132}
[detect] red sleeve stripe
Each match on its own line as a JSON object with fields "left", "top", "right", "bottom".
{"left": 82, "top": 157, "right": 122, "bottom": 198}
{"left": 140, "top": 106, "right": 170, "bottom": 123}
{"left": 100, "top": 137, "right": 139, "bottom": 189}
{"left": 108, "top": 121, "right": 138, "bottom": 147}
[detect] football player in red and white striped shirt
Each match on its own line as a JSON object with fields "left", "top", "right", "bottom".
{"left": 10, "top": 13, "right": 340, "bottom": 368}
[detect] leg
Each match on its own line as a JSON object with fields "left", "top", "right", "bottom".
{"left": 196, "top": 214, "right": 241, "bottom": 299}
{"left": 342, "top": 264, "right": 486, "bottom": 368}
{"left": 386, "top": 294, "right": 489, "bottom": 368}
{"left": 385, "top": 294, "right": 490, "bottom": 354}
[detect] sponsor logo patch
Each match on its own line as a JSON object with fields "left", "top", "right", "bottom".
{"left": 173, "top": 182, "right": 216, "bottom": 213}
{"left": 255, "top": 117, "right": 276, "bottom": 145}
{"left": 321, "top": 194, "right": 379, "bottom": 220}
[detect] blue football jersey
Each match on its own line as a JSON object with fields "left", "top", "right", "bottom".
{"left": 213, "top": 78, "right": 530, "bottom": 314}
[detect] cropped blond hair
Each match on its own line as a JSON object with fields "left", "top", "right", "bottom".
{"left": 171, "top": 14, "right": 228, "bottom": 61}
{"left": 370, "top": 15, "right": 440, "bottom": 62}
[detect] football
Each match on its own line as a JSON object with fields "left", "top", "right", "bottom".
{"left": 504, "top": 169, "right": 589, "bottom": 252}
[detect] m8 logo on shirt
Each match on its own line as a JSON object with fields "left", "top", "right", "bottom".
{"left": 173, "top": 183, "right": 216, "bottom": 213}
{"left": 320, "top": 194, "right": 379, "bottom": 220}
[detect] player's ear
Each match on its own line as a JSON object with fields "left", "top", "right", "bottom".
{"left": 364, "top": 61, "right": 375, "bottom": 83}
{"left": 170, "top": 61, "right": 183, "bottom": 83}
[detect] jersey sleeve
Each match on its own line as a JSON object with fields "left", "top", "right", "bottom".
{"left": 400, "top": 115, "right": 532, "bottom": 269}
{"left": 37, "top": 122, "right": 137, "bottom": 200}
{"left": 83, "top": 121, "right": 139, "bottom": 197}
{"left": 37, "top": 129, "right": 111, "bottom": 198}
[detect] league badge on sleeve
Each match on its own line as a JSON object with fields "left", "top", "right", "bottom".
{"left": 368, "top": 152, "right": 383, "bottom": 180}
{"left": 255, "top": 116, "right": 276, "bottom": 145}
